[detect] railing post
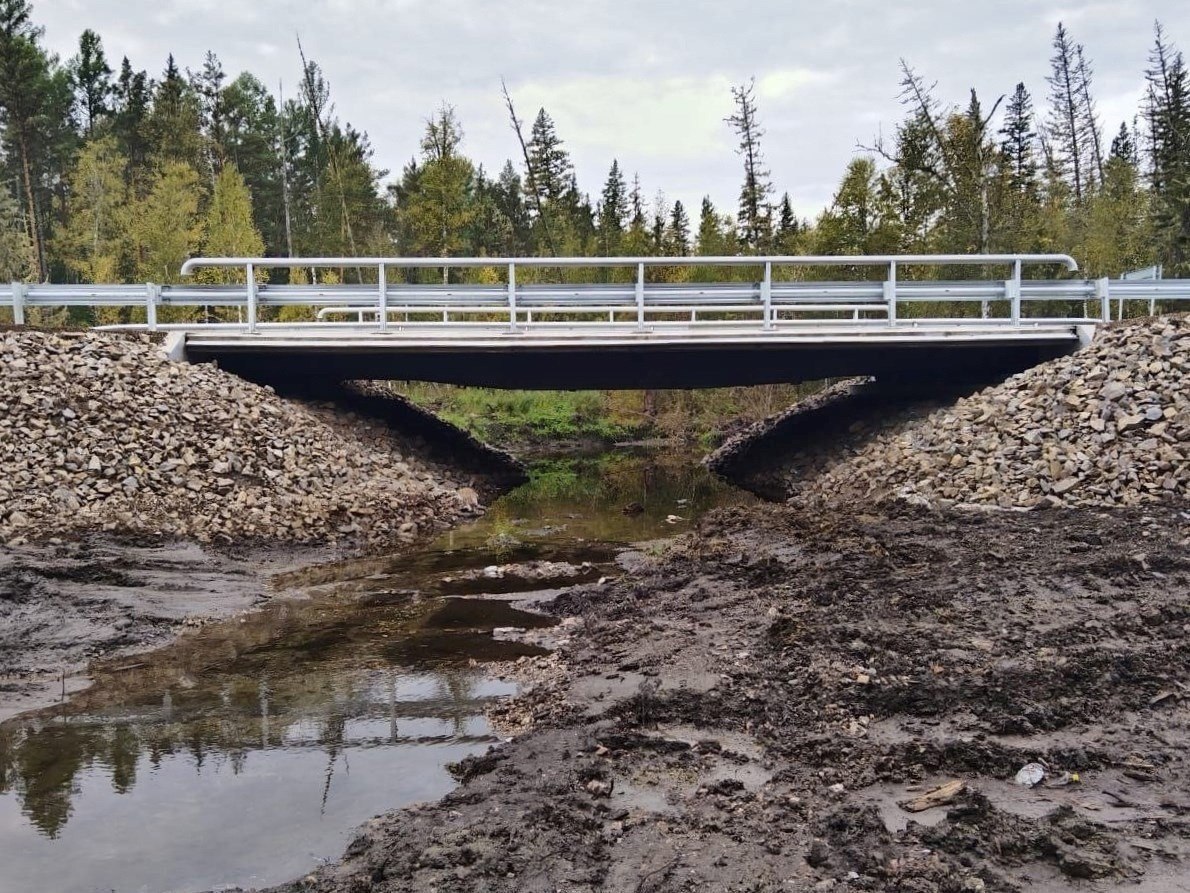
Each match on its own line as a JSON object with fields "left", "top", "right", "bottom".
{"left": 1009, "top": 258, "right": 1022, "bottom": 326}
{"left": 1096, "top": 277, "right": 1111, "bottom": 324}
{"left": 245, "top": 262, "right": 258, "bottom": 334}
{"left": 378, "top": 263, "right": 388, "bottom": 332}
{"left": 11, "top": 282, "right": 25, "bottom": 326}
{"left": 884, "top": 261, "right": 897, "bottom": 325}
{"left": 636, "top": 263, "right": 646, "bottom": 332}
{"left": 507, "top": 263, "right": 517, "bottom": 331}
{"left": 762, "top": 261, "right": 773, "bottom": 331}
{"left": 146, "top": 283, "right": 159, "bottom": 331}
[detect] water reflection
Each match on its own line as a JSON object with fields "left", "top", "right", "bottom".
{"left": 0, "top": 448, "right": 748, "bottom": 893}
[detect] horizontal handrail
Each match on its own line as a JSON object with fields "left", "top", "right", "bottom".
{"left": 6, "top": 255, "right": 1190, "bottom": 337}
{"left": 179, "top": 254, "right": 1081, "bottom": 274}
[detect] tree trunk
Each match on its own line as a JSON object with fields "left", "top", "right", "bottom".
{"left": 18, "top": 131, "right": 44, "bottom": 280}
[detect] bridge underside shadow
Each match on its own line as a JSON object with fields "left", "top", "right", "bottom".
{"left": 184, "top": 331, "right": 1079, "bottom": 390}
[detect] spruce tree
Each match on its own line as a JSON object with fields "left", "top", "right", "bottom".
{"left": 597, "top": 159, "right": 627, "bottom": 253}
{"left": 666, "top": 199, "right": 690, "bottom": 255}
{"left": 696, "top": 196, "right": 725, "bottom": 255}
{"left": 1000, "top": 83, "right": 1038, "bottom": 192}
{"left": 726, "top": 78, "right": 773, "bottom": 251}
{"left": 1145, "top": 22, "right": 1190, "bottom": 273}
{"left": 70, "top": 29, "right": 112, "bottom": 137}
{"left": 146, "top": 55, "right": 203, "bottom": 169}
{"left": 776, "top": 192, "right": 799, "bottom": 251}
{"left": 493, "top": 160, "right": 530, "bottom": 253}
{"left": 1045, "top": 23, "right": 1101, "bottom": 203}
{"left": 526, "top": 109, "right": 571, "bottom": 204}
{"left": 113, "top": 57, "right": 151, "bottom": 180}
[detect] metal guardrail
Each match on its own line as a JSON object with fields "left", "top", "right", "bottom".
{"left": 2, "top": 254, "right": 1189, "bottom": 335}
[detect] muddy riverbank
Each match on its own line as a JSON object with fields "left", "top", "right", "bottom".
{"left": 0, "top": 447, "right": 748, "bottom": 893}
{"left": 262, "top": 500, "right": 1190, "bottom": 893}
{"left": 0, "top": 538, "right": 322, "bottom": 721}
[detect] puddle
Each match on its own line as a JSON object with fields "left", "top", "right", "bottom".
{"left": 0, "top": 447, "right": 750, "bottom": 893}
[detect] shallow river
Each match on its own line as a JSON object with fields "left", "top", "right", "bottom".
{"left": 0, "top": 448, "right": 751, "bottom": 893}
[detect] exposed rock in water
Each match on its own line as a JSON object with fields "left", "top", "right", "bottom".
{"left": 0, "top": 331, "right": 486, "bottom": 546}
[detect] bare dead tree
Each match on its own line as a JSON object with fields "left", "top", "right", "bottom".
{"left": 501, "top": 78, "right": 556, "bottom": 256}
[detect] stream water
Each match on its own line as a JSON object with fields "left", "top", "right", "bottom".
{"left": 0, "top": 448, "right": 751, "bottom": 893}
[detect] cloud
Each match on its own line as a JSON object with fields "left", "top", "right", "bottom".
{"left": 512, "top": 74, "right": 735, "bottom": 160}
{"left": 757, "top": 69, "right": 835, "bottom": 101}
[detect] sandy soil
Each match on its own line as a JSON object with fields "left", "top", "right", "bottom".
{"left": 259, "top": 500, "right": 1190, "bottom": 893}
{"left": 0, "top": 538, "right": 326, "bottom": 720}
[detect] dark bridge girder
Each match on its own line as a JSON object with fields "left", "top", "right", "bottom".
{"left": 183, "top": 333, "right": 1079, "bottom": 390}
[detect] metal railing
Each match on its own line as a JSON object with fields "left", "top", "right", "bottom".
{"left": 2, "top": 254, "right": 1189, "bottom": 335}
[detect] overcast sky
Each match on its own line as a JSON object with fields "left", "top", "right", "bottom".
{"left": 32, "top": 0, "right": 1190, "bottom": 221}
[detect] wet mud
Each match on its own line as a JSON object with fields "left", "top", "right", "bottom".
{"left": 0, "top": 539, "right": 308, "bottom": 720}
{"left": 265, "top": 501, "right": 1190, "bottom": 893}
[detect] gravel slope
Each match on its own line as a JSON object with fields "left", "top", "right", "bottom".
{"left": 0, "top": 331, "right": 480, "bottom": 546}
{"left": 797, "top": 316, "right": 1190, "bottom": 508}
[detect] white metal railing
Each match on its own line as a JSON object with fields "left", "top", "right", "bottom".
{"left": 2, "top": 254, "right": 1189, "bottom": 335}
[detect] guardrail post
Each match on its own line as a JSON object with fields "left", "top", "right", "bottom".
{"left": 10, "top": 282, "right": 25, "bottom": 326}
{"left": 507, "top": 263, "right": 517, "bottom": 331}
{"left": 636, "top": 263, "right": 646, "bottom": 332}
{"left": 762, "top": 262, "right": 773, "bottom": 331}
{"left": 884, "top": 261, "right": 897, "bottom": 325}
{"left": 146, "top": 283, "right": 159, "bottom": 331}
{"left": 378, "top": 263, "right": 388, "bottom": 332}
{"left": 1009, "top": 259, "right": 1022, "bottom": 326}
{"left": 245, "top": 263, "right": 258, "bottom": 334}
{"left": 1096, "top": 277, "right": 1111, "bottom": 323}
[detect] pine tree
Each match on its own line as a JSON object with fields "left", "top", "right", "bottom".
{"left": 220, "top": 72, "right": 284, "bottom": 257}
{"left": 0, "top": 0, "right": 56, "bottom": 277}
{"left": 726, "top": 78, "right": 773, "bottom": 251}
{"left": 1000, "top": 83, "right": 1038, "bottom": 192}
{"left": 651, "top": 191, "right": 667, "bottom": 253}
{"left": 70, "top": 29, "right": 111, "bottom": 137}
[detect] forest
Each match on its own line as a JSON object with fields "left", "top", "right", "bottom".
{"left": 0, "top": 0, "right": 1188, "bottom": 292}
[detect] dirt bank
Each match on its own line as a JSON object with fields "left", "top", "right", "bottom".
{"left": 256, "top": 500, "right": 1190, "bottom": 893}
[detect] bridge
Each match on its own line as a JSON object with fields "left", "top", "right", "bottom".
{"left": 3, "top": 254, "right": 1189, "bottom": 389}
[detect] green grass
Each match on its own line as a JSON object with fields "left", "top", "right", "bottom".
{"left": 395, "top": 385, "right": 643, "bottom": 443}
